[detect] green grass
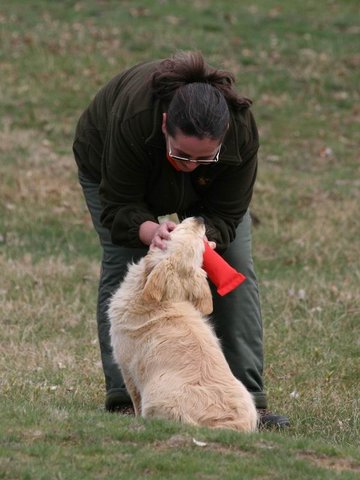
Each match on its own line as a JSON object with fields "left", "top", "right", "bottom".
{"left": 2, "top": 400, "right": 360, "bottom": 479}
{"left": 1, "top": 0, "right": 359, "bottom": 478}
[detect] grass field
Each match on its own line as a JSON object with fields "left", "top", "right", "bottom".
{"left": 1, "top": 1, "right": 359, "bottom": 478}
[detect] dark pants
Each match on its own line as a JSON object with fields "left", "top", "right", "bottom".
{"left": 78, "top": 172, "right": 267, "bottom": 409}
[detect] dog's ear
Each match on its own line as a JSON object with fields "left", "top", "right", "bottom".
{"left": 140, "top": 259, "right": 177, "bottom": 303}
{"left": 187, "top": 269, "right": 213, "bottom": 315}
{"left": 141, "top": 257, "right": 213, "bottom": 315}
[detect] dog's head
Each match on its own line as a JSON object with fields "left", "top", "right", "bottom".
{"left": 141, "top": 217, "right": 213, "bottom": 315}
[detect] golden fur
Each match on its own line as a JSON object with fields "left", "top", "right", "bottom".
{"left": 108, "top": 217, "right": 258, "bottom": 432}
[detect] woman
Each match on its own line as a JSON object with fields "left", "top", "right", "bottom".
{"left": 73, "top": 51, "right": 289, "bottom": 428}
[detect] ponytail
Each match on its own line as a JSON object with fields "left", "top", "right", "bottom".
{"left": 151, "top": 51, "right": 252, "bottom": 111}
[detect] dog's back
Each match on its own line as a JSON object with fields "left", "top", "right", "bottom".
{"left": 135, "top": 302, "right": 258, "bottom": 432}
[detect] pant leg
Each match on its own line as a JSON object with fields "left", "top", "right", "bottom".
{"left": 78, "top": 172, "right": 147, "bottom": 407}
{"left": 210, "top": 211, "right": 267, "bottom": 409}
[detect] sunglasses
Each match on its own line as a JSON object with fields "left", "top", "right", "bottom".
{"left": 167, "top": 138, "right": 221, "bottom": 164}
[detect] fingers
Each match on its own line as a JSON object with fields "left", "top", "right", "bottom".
{"left": 150, "top": 221, "right": 217, "bottom": 251}
{"left": 150, "top": 221, "right": 177, "bottom": 250}
{"left": 162, "top": 220, "right": 177, "bottom": 235}
{"left": 204, "top": 235, "right": 216, "bottom": 250}
{"left": 207, "top": 241, "right": 216, "bottom": 250}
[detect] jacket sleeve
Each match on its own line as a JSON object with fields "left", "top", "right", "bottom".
{"left": 198, "top": 110, "right": 259, "bottom": 251}
{"left": 99, "top": 113, "right": 157, "bottom": 247}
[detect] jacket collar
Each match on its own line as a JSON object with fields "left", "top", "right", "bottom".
{"left": 219, "top": 112, "right": 243, "bottom": 165}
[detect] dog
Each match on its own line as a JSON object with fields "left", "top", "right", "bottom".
{"left": 108, "top": 217, "right": 258, "bottom": 432}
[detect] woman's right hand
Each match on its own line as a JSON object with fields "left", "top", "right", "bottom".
{"left": 139, "top": 220, "right": 177, "bottom": 250}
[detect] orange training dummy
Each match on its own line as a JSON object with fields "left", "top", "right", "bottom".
{"left": 202, "top": 241, "right": 246, "bottom": 296}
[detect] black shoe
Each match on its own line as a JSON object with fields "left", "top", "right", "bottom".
{"left": 105, "top": 390, "right": 134, "bottom": 414}
{"left": 257, "top": 409, "right": 290, "bottom": 429}
{"left": 110, "top": 404, "right": 135, "bottom": 415}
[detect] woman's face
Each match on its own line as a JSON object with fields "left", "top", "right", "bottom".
{"left": 162, "top": 113, "right": 221, "bottom": 172}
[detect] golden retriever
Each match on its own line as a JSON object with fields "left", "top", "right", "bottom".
{"left": 108, "top": 217, "right": 258, "bottom": 432}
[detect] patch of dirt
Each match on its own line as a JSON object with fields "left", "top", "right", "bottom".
{"left": 255, "top": 439, "right": 277, "bottom": 450}
{"left": 298, "top": 451, "right": 360, "bottom": 473}
{"left": 154, "top": 433, "right": 252, "bottom": 457}
{"left": 164, "top": 434, "right": 193, "bottom": 449}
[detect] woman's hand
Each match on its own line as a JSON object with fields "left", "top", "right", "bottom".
{"left": 139, "top": 220, "right": 177, "bottom": 250}
{"left": 151, "top": 221, "right": 178, "bottom": 250}
{"left": 204, "top": 235, "right": 216, "bottom": 250}
{"left": 139, "top": 220, "right": 216, "bottom": 251}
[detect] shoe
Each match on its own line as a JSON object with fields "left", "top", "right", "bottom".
{"left": 110, "top": 404, "right": 135, "bottom": 415}
{"left": 257, "top": 409, "right": 290, "bottom": 428}
{"left": 105, "top": 390, "right": 134, "bottom": 414}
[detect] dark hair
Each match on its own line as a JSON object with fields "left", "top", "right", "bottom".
{"left": 151, "top": 51, "right": 252, "bottom": 139}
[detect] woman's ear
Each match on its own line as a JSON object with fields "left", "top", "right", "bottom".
{"left": 161, "top": 112, "right": 167, "bottom": 135}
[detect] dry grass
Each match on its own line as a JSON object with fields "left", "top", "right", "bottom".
{"left": 0, "top": 253, "right": 102, "bottom": 403}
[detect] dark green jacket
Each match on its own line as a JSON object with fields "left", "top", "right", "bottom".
{"left": 73, "top": 60, "right": 259, "bottom": 251}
